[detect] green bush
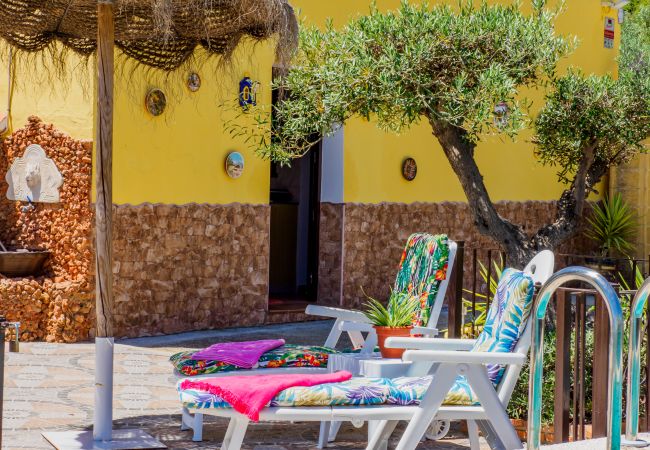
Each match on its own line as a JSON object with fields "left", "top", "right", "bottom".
{"left": 508, "top": 328, "right": 595, "bottom": 426}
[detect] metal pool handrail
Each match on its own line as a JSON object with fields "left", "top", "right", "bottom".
{"left": 527, "top": 266, "right": 624, "bottom": 450}
{"left": 624, "top": 277, "right": 650, "bottom": 447}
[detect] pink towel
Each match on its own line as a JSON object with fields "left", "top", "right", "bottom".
{"left": 191, "top": 339, "right": 285, "bottom": 368}
{"left": 180, "top": 371, "right": 353, "bottom": 421}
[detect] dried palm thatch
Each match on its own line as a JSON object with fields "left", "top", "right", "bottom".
{"left": 0, "top": 0, "right": 298, "bottom": 71}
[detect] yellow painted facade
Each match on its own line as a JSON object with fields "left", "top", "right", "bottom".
{"left": 111, "top": 43, "right": 274, "bottom": 205}
{"left": 0, "top": 53, "right": 94, "bottom": 141}
{"left": 0, "top": 1, "right": 621, "bottom": 205}
{"left": 295, "top": 0, "right": 621, "bottom": 203}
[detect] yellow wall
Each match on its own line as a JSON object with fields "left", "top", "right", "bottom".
{"left": 0, "top": 2, "right": 621, "bottom": 206}
{"left": 111, "top": 43, "right": 273, "bottom": 205}
{"left": 0, "top": 53, "right": 94, "bottom": 141}
{"left": 293, "top": 0, "right": 621, "bottom": 203}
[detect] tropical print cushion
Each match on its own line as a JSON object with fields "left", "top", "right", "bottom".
{"left": 444, "top": 268, "right": 535, "bottom": 406}
{"left": 179, "top": 375, "right": 474, "bottom": 409}
{"left": 393, "top": 233, "right": 449, "bottom": 327}
{"left": 170, "top": 344, "right": 339, "bottom": 377}
{"left": 179, "top": 376, "right": 434, "bottom": 409}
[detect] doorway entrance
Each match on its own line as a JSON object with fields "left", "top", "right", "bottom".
{"left": 268, "top": 144, "right": 321, "bottom": 312}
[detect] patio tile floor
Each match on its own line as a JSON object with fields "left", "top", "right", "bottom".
{"left": 3, "top": 320, "right": 484, "bottom": 449}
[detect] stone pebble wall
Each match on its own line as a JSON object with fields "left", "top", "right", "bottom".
{"left": 0, "top": 117, "right": 94, "bottom": 342}
{"left": 112, "top": 203, "right": 270, "bottom": 338}
{"left": 324, "top": 201, "right": 594, "bottom": 310}
{"left": 317, "top": 203, "right": 344, "bottom": 306}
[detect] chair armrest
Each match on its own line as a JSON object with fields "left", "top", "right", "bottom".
{"left": 411, "top": 326, "right": 439, "bottom": 337}
{"left": 338, "top": 321, "right": 374, "bottom": 333}
{"left": 402, "top": 350, "right": 527, "bottom": 365}
{"left": 305, "top": 305, "right": 371, "bottom": 323}
{"left": 385, "top": 337, "right": 476, "bottom": 351}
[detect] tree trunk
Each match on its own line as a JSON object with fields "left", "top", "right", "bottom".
{"left": 429, "top": 118, "right": 605, "bottom": 268}
{"left": 429, "top": 119, "right": 535, "bottom": 267}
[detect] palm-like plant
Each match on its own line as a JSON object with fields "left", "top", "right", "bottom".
{"left": 585, "top": 193, "right": 637, "bottom": 257}
{"left": 363, "top": 290, "right": 419, "bottom": 327}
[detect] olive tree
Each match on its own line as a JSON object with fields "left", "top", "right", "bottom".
{"left": 251, "top": 1, "right": 650, "bottom": 267}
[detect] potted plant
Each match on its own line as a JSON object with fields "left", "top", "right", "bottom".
{"left": 584, "top": 193, "right": 637, "bottom": 271}
{"left": 363, "top": 290, "right": 419, "bottom": 358}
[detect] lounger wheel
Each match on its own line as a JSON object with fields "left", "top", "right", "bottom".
{"left": 424, "top": 419, "right": 450, "bottom": 441}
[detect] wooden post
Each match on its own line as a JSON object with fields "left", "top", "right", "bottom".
{"left": 94, "top": 1, "right": 115, "bottom": 442}
{"left": 447, "top": 241, "right": 464, "bottom": 338}
{"left": 554, "top": 289, "right": 570, "bottom": 443}
{"left": 96, "top": 0, "right": 114, "bottom": 339}
{"left": 592, "top": 293, "right": 610, "bottom": 438}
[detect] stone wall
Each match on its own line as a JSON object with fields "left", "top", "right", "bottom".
{"left": 320, "top": 201, "right": 594, "bottom": 310}
{"left": 0, "top": 117, "right": 94, "bottom": 342}
{"left": 317, "top": 203, "right": 344, "bottom": 305}
{"left": 112, "top": 203, "right": 270, "bottom": 338}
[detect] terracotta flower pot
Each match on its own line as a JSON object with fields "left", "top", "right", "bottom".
{"left": 373, "top": 326, "right": 413, "bottom": 358}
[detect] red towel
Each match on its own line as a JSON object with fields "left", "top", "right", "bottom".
{"left": 180, "top": 371, "right": 352, "bottom": 421}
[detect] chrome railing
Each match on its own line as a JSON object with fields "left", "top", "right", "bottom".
{"left": 527, "top": 267, "right": 624, "bottom": 450}
{"left": 623, "top": 277, "right": 650, "bottom": 447}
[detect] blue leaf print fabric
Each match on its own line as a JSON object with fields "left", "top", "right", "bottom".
{"left": 445, "top": 268, "right": 534, "bottom": 405}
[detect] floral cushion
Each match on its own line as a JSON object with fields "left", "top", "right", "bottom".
{"left": 178, "top": 375, "right": 476, "bottom": 409}
{"left": 179, "top": 376, "right": 434, "bottom": 409}
{"left": 444, "top": 268, "right": 535, "bottom": 406}
{"left": 170, "top": 344, "right": 338, "bottom": 377}
{"left": 394, "top": 233, "right": 449, "bottom": 327}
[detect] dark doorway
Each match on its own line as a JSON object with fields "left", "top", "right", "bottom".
{"left": 268, "top": 144, "right": 321, "bottom": 312}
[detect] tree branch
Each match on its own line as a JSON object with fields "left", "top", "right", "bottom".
{"left": 532, "top": 142, "right": 607, "bottom": 251}
{"left": 429, "top": 118, "right": 531, "bottom": 266}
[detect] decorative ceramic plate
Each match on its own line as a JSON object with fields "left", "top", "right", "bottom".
{"left": 402, "top": 157, "right": 417, "bottom": 181}
{"left": 226, "top": 152, "right": 245, "bottom": 179}
{"left": 187, "top": 72, "right": 201, "bottom": 92}
{"left": 145, "top": 88, "right": 166, "bottom": 116}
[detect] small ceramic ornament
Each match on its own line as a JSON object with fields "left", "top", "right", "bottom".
{"left": 493, "top": 102, "right": 509, "bottom": 128}
{"left": 187, "top": 72, "right": 201, "bottom": 92}
{"left": 226, "top": 152, "right": 245, "bottom": 179}
{"left": 402, "top": 157, "right": 417, "bottom": 181}
{"left": 145, "top": 88, "right": 166, "bottom": 116}
{"left": 238, "top": 77, "right": 258, "bottom": 110}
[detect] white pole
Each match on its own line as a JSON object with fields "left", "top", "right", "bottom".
{"left": 94, "top": 337, "right": 114, "bottom": 441}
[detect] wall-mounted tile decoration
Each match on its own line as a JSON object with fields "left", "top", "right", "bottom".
{"left": 493, "top": 101, "right": 509, "bottom": 128}
{"left": 402, "top": 157, "right": 417, "bottom": 181}
{"left": 187, "top": 72, "right": 201, "bottom": 92}
{"left": 6, "top": 144, "right": 63, "bottom": 203}
{"left": 238, "top": 77, "right": 258, "bottom": 110}
{"left": 226, "top": 152, "right": 245, "bottom": 179}
{"left": 145, "top": 88, "right": 166, "bottom": 116}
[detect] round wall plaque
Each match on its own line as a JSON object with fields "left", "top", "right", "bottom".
{"left": 187, "top": 72, "right": 201, "bottom": 92}
{"left": 402, "top": 157, "right": 417, "bottom": 181}
{"left": 226, "top": 152, "right": 245, "bottom": 179}
{"left": 145, "top": 88, "right": 166, "bottom": 116}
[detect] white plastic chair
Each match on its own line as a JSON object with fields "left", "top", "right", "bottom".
{"left": 179, "top": 235, "right": 458, "bottom": 441}
{"left": 307, "top": 236, "right": 458, "bottom": 345}
{"left": 177, "top": 251, "right": 554, "bottom": 450}
{"left": 371, "top": 249, "right": 555, "bottom": 450}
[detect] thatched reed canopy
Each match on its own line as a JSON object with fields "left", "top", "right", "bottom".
{"left": 0, "top": 0, "right": 297, "bottom": 70}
